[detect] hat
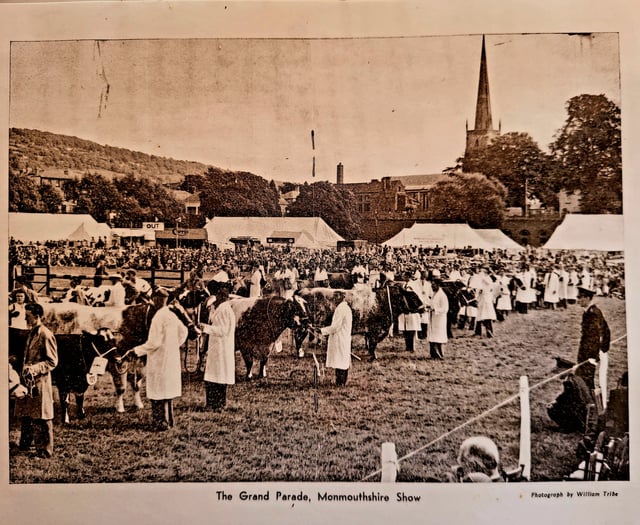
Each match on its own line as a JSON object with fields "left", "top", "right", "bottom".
{"left": 108, "top": 273, "right": 123, "bottom": 280}
{"left": 431, "top": 269, "right": 441, "bottom": 278}
{"left": 577, "top": 286, "right": 596, "bottom": 299}
{"left": 153, "top": 286, "right": 170, "bottom": 297}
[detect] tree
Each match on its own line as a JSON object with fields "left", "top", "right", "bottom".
{"left": 38, "top": 184, "right": 64, "bottom": 213}
{"left": 74, "top": 173, "right": 120, "bottom": 222}
{"left": 428, "top": 173, "right": 507, "bottom": 228}
{"left": 9, "top": 171, "right": 42, "bottom": 212}
{"left": 114, "top": 173, "right": 182, "bottom": 224}
{"left": 196, "top": 168, "right": 281, "bottom": 218}
{"left": 286, "top": 181, "right": 363, "bottom": 239}
{"left": 462, "top": 132, "right": 557, "bottom": 209}
{"left": 550, "top": 94, "right": 622, "bottom": 213}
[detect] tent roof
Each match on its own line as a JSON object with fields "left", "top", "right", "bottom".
{"left": 204, "top": 217, "right": 343, "bottom": 249}
{"left": 474, "top": 229, "right": 524, "bottom": 251}
{"left": 382, "top": 223, "right": 492, "bottom": 250}
{"left": 9, "top": 212, "right": 110, "bottom": 243}
{"left": 543, "top": 214, "right": 624, "bottom": 251}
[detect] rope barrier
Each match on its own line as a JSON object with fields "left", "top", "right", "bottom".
{"left": 360, "top": 333, "right": 627, "bottom": 482}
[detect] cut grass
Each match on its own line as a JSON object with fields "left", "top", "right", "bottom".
{"left": 9, "top": 297, "right": 627, "bottom": 483}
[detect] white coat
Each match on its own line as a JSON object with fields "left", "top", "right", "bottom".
{"left": 543, "top": 271, "right": 561, "bottom": 304}
{"left": 321, "top": 300, "right": 352, "bottom": 371}
{"left": 495, "top": 275, "right": 512, "bottom": 311}
{"left": 476, "top": 277, "right": 497, "bottom": 321}
{"left": 567, "top": 270, "right": 579, "bottom": 300}
{"left": 428, "top": 288, "right": 449, "bottom": 344}
{"left": 419, "top": 279, "right": 433, "bottom": 324}
{"left": 398, "top": 279, "right": 421, "bottom": 331}
{"left": 105, "top": 282, "right": 127, "bottom": 307}
{"left": 250, "top": 269, "right": 262, "bottom": 298}
{"left": 134, "top": 306, "right": 188, "bottom": 400}
{"left": 558, "top": 269, "right": 569, "bottom": 301}
{"left": 202, "top": 301, "right": 236, "bottom": 385}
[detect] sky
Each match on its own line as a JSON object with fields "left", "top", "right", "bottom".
{"left": 9, "top": 33, "right": 620, "bottom": 184}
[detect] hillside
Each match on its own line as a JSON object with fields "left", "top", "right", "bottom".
{"left": 9, "top": 128, "right": 214, "bottom": 184}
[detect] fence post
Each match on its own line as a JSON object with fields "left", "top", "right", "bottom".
{"left": 381, "top": 442, "right": 398, "bottom": 482}
{"left": 46, "top": 265, "right": 51, "bottom": 296}
{"left": 519, "top": 376, "right": 531, "bottom": 481}
{"left": 150, "top": 268, "right": 156, "bottom": 288}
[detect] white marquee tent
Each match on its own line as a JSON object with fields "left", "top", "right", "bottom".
{"left": 543, "top": 214, "right": 624, "bottom": 251}
{"left": 9, "top": 212, "right": 112, "bottom": 243}
{"left": 382, "top": 223, "right": 493, "bottom": 250}
{"left": 204, "top": 216, "right": 344, "bottom": 249}
{"left": 474, "top": 229, "right": 524, "bottom": 251}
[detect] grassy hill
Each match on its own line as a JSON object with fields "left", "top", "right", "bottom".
{"left": 9, "top": 128, "right": 214, "bottom": 184}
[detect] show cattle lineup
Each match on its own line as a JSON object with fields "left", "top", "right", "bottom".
{"left": 8, "top": 239, "right": 628, "bottom": 482}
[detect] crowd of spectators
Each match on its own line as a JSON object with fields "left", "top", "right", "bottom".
{"left": 9, "top": 238, "right": 625, "bottom": 300}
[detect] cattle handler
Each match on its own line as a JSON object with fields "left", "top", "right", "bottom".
{"left": 200, "top": 281, "right": 236, "bottom": 410}
{"left": 318, "top": 290, "right": 353, "bottom": 386}
{"left": 131, "top": 287, "right": 189, "bottom": 431}
{"left": 15, "top": 302, "right": 58, "bottom": 458}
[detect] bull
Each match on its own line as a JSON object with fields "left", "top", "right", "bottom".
{"left": 226, "top": 295, "right": 309, "bottom": 379}
{"left": 9, "top": 326, "right": 118, "bottom": 423}
{"left": 296, "top": 283, "right": 423, "bottom": 361}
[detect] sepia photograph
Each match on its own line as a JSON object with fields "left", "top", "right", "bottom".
{"left": 1, "top": 1, "right": 639, "bottom": 523}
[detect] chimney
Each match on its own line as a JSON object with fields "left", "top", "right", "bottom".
{"left": 336, "top": 163, "right": 344, "bottom": 185}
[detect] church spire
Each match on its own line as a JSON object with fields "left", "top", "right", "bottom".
{"left": 464, "top": 35, "right": 500, "bottom": 161}
{"left": 474, "top": 35, "right": 493, "bottom": 131}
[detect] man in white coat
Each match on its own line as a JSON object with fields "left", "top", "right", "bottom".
{"left": 320, "top": 290, "right": 353, "bottom": 386}
{"left": 105, "top": 274, "right": 127, "bottom": 307}
{"left": 132, "top": 287, "right": 189, "bottom": 431}
{"left": 474, "top": 267, "right": 497, "bottom": 338}
{"left": 543, "top": 264, "right": 561, "bottom": 309}
{"left": 200, "top": 282, "right": 236, "bottom": 410}
{"left": 428, "top": 279, "right": 449, "bottom": 360}
{"left": 249, "top": 262, "right": 263, "bottom": 298}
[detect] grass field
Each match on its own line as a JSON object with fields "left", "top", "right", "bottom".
{"left": 8, "top": 296, "right": 627, "bottom": 483}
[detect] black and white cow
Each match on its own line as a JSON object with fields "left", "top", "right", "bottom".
{"left": 9, "top": 326, "right": 118, "bottom": 423}
{"left": 227, "top": 295, "right": 309, "bottom": 379}
{"left": 296, "top": 283, "right": 423, "bottom": 361}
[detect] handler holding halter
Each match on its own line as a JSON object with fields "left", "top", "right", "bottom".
{"left": 318, "top": 290, "right": 353, "bottom": 386}
{"left": 131, "top": 287, "right": 189, "bottom": 431}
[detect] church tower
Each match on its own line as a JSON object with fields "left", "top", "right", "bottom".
{"left": 465, "top": 35, "right": 500, "bottom": 158}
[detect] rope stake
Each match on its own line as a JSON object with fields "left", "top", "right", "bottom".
{"left": 360, "top": 332, "right": 627, "bottom": 482}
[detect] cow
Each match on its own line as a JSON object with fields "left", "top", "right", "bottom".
{"left": 223, "top": 295, "right": 309, "bottom": 379}
{"left": 296, "top": 283, "right": 423, "bottom": 361}
{"left": 9, "top": 326, "right": 118, "bottom": 423}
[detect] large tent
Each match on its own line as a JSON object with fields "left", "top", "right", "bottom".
{"left": 543, "top": 214, "right": 624, "bottom": 251}
{"left": 382, "top": 223, "right": 493, "bottom": 250}
{"left": 204, "top": 217, "right": 343, "bottom": 249}
{"left": 474, "top": 229, "right": 524, "bottom": 251}
{"left": 9, "top": 212, "right": 111, "bottom": 243}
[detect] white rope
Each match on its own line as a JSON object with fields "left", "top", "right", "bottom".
{"left": 360, "top": 332, "right": 627, "bottom": 482}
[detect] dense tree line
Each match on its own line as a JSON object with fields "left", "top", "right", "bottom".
{"left": 287, "top": 181, "right": 363, "bottom": 239}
